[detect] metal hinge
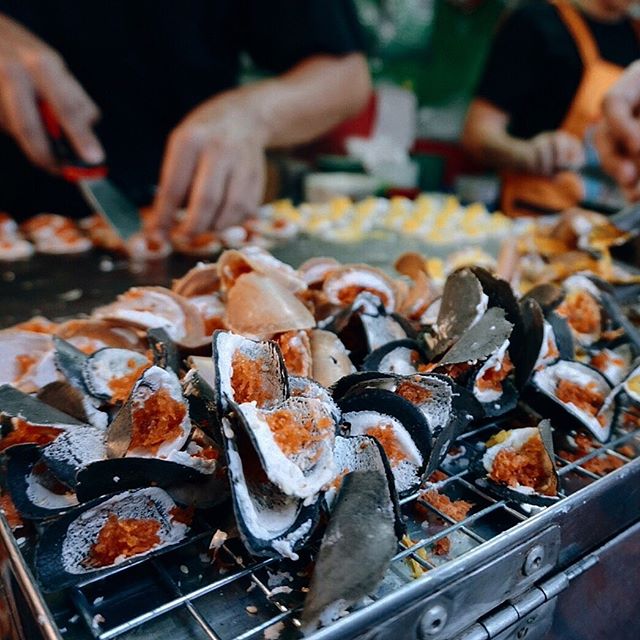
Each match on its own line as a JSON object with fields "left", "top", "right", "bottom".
{"left": 451, "top": 552, "right": 600, "bottom": 640}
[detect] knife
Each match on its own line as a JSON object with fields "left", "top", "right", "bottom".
{"left": 39, "top": 100, "right": 141, "bottom": 240}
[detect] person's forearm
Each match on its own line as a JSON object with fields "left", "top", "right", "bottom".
{"left": 472, "top": 131, "right": 533, "bottom": 172}
{"left": 215, "top": 53, "right": 372, "bottom": 149}
{"left": 464, "top": 125, "right": 533, "bottom": 172}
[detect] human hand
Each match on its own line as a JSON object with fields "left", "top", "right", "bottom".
{"left": 596, "top": 61, "right": 640, "bottom": 201}
{"left": 0, "top": 13, "right": 103, "bottom": 171}
{"left": 148, "top": 91, "right": 267, "bottom": 238}
{"left": 524, "top": 130, "right": 586, "bottom": 176}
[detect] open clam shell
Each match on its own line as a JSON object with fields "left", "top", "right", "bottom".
{"left": 322, "top": 264, "right": 401, "bottom": 313}
{"left": 309, "top": 329, "right": 355, "bottom": 388}
{"left": 106, "top": 366, "right": 191, "bottom": 459}
{"left": 6, "top": 445, "right": 79, "bottom": 520}
{"left": 478, "top": 421, "right": 559, "bottom": 506}
{"left": 288, "top": 376, "right": 341, "bottom": 423}
{"left": 35, "top": 488, "right": 190, "bottom": 591}
{"left": 0, "top": 385, "right": 85, "bottom": 452}
{"left": 82, "top": 347, "right": 151, "bottom": 404}
{"left": 428, "top": 268, "right": 487, "bottom": 358}
{"left": 588, "top": 343, "right": 634, "bottom": 386}
{"left": 469, "top": 337, "right": 518, "bottom": 418}
{"left": 212, "top": 331, "right": 289, "bottom": 415}
{"left": 362, "top": 339, "right": 425, "bottom": 375}
{"left": 221, "top": 415, "right": 320, "bottom": 560}
{"left": 338, "top": 390, "right": 432, "bottom": 496}
{"left": 554, "top": 275, "right": 607, "bottom": 347}
{"left": 530, "top": 360, "right": 613, "bottom": 442}
{"left": 37, "top": 381, "right": 108, "bottom": 431}
{"left": 326, "top": 435, "right": 404, "bottom": 535}
{"left": 324, "top": 292, "right": 408, "bottom": 365}
{"left": 41, "top": 426, "right": 107, "bottom": 488}
{"left": 231, "top": 397, "right": 337, "bottom": 499}
{"left": 218, "top": 246, "right": 307, "bottom": 293}
{"left": 225, "top": 272, "right": 315, "bottom": 339}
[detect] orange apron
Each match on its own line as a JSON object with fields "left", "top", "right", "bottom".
{"left": 501, "top": 0, "right": 628, "bottom": 217}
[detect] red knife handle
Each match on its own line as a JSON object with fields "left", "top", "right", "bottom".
{"left": 38, "top": 99, "right": 108, "bottom": 182}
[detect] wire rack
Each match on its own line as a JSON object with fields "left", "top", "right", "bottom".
{"left": 11, "top": 411, "right": 635, "bottom": 640}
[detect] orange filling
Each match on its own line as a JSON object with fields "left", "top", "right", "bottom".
{"left": 477, "top": 353, "right": 514, "bottom": 393}
{"left": 556, "top": 380, "right": 604, "bottom": 418}
{"left": 489, "top": 435, "right": 557, "bottom": 495}
{"left": 433, "top": 537, "right": 451, "bottom": 556}
{"left": 336, "top": 285, "right": 390, "bottom": 309}
{"left": 265, "top": 409, "right": 333, "bottom": 457}
{"left": 86, "top": 514, "right": 161, "bottom": 567}
{"left": 556, "top": 291, "right": 601, "bottom": 335}
{"left": 15, "top": 354, "right": 37, "bottom": 379}
{"left": 14, "top": 319, "right": 56, "bottom": 333}
{"left": 366, "top": 424, "right": 407, "bottom": 465}
{"left": 421, "top": 490, "right": 473, "bottom": 522}
{"left": 107, "top": 359, "right": 151, "bottom": 403}
{"left": 231, "top": 352, "right": 277, "bottom": 406}
{"left": 396, "top": 381, "right": 432, "bottom": 405}
{"left": 559, "top": 433, "right": 624, "bottom": 475}
{"left": 590, "top": 351, "right": 624, "bottom": 373}
{"left": 274, "top": 331, "right": 310, "bottom": 377}
{"left": 0, "top": 419, "right": 62, "bottom": 452}
{"left": 129, "top": 388, "right": 186, "bottom": 454}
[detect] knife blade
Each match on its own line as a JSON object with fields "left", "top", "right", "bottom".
{"left": 39, "top": 100, "right": 141, "bottom": 240}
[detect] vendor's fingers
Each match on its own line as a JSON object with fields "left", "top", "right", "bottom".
{"left": 34, "top": 56, "right": 104, "bottom": 164}
{"left": 596, "top": 123, "right": 639, "bottom": 187}
{"left": 213, "top": 151, "right": 264, "bottom": 230}
{"left": 554, "top": 132, "right": 585, "bottom": 170}
{"left": 0, "top": 69, "right": 53, "bottom": 169}
{"left": 533, "top": 135, "right": 555, "bottom": 176}
{"left": 603, "top": 86, "right": 640, "bottom": 155}
{"left": 180, "top": 146, "right": 233, "bottom": 236}
{"left": 150, "top": 128, "right": 204, "bottom": 233}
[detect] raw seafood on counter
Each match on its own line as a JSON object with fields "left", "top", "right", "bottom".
{"left": 2, "top": 242, "right": 640, "bottom": 633}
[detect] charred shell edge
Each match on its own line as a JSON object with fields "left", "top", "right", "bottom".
{"left": 6, "top": 445, "right": 79, "bottom": 520}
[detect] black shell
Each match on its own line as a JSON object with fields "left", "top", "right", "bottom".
{"left": 5, "top": 445, "right": 79, "bottom": 520}
{"left": 147, "top": 327, "right": 181, "bottom": 375}
{"left": 326, "top": 435, "right": 405, "bottom": 539}
{"left": 52, "top": 336, "right": 90, "bottom": 393}
{"left": 338, "top": 389, "right": 433, "bottom": 494}
{"left": 362, "top": 339, "right": 425, "bottom": 373}
{"left": 220, "top": 415, "right": 320, "bottom": 559}
{"left": 212, "top": 330, "right": 289, "bottom": 415}
{"left": 35, "top": 488, "right": 190, "bottom": 592}
{"left": 40, "top": 426, "right": 107, "bottom": 489}
{"left": 75, "top": 457, "right": 208, "bottom": 503}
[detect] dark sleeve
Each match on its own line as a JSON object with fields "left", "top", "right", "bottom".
{"left": 475, "top": 6, "right": 547, "bottom": 116}
{"left": 241, "top": 0, "right": 366, "bottom": 74}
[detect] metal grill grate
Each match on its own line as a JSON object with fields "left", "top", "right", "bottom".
{"left": 13, "top": 414, "right": 636, "bottom": 640}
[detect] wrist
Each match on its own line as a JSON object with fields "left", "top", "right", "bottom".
{"left": 212, "top": 84, "right": 274, "bottom": 147}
